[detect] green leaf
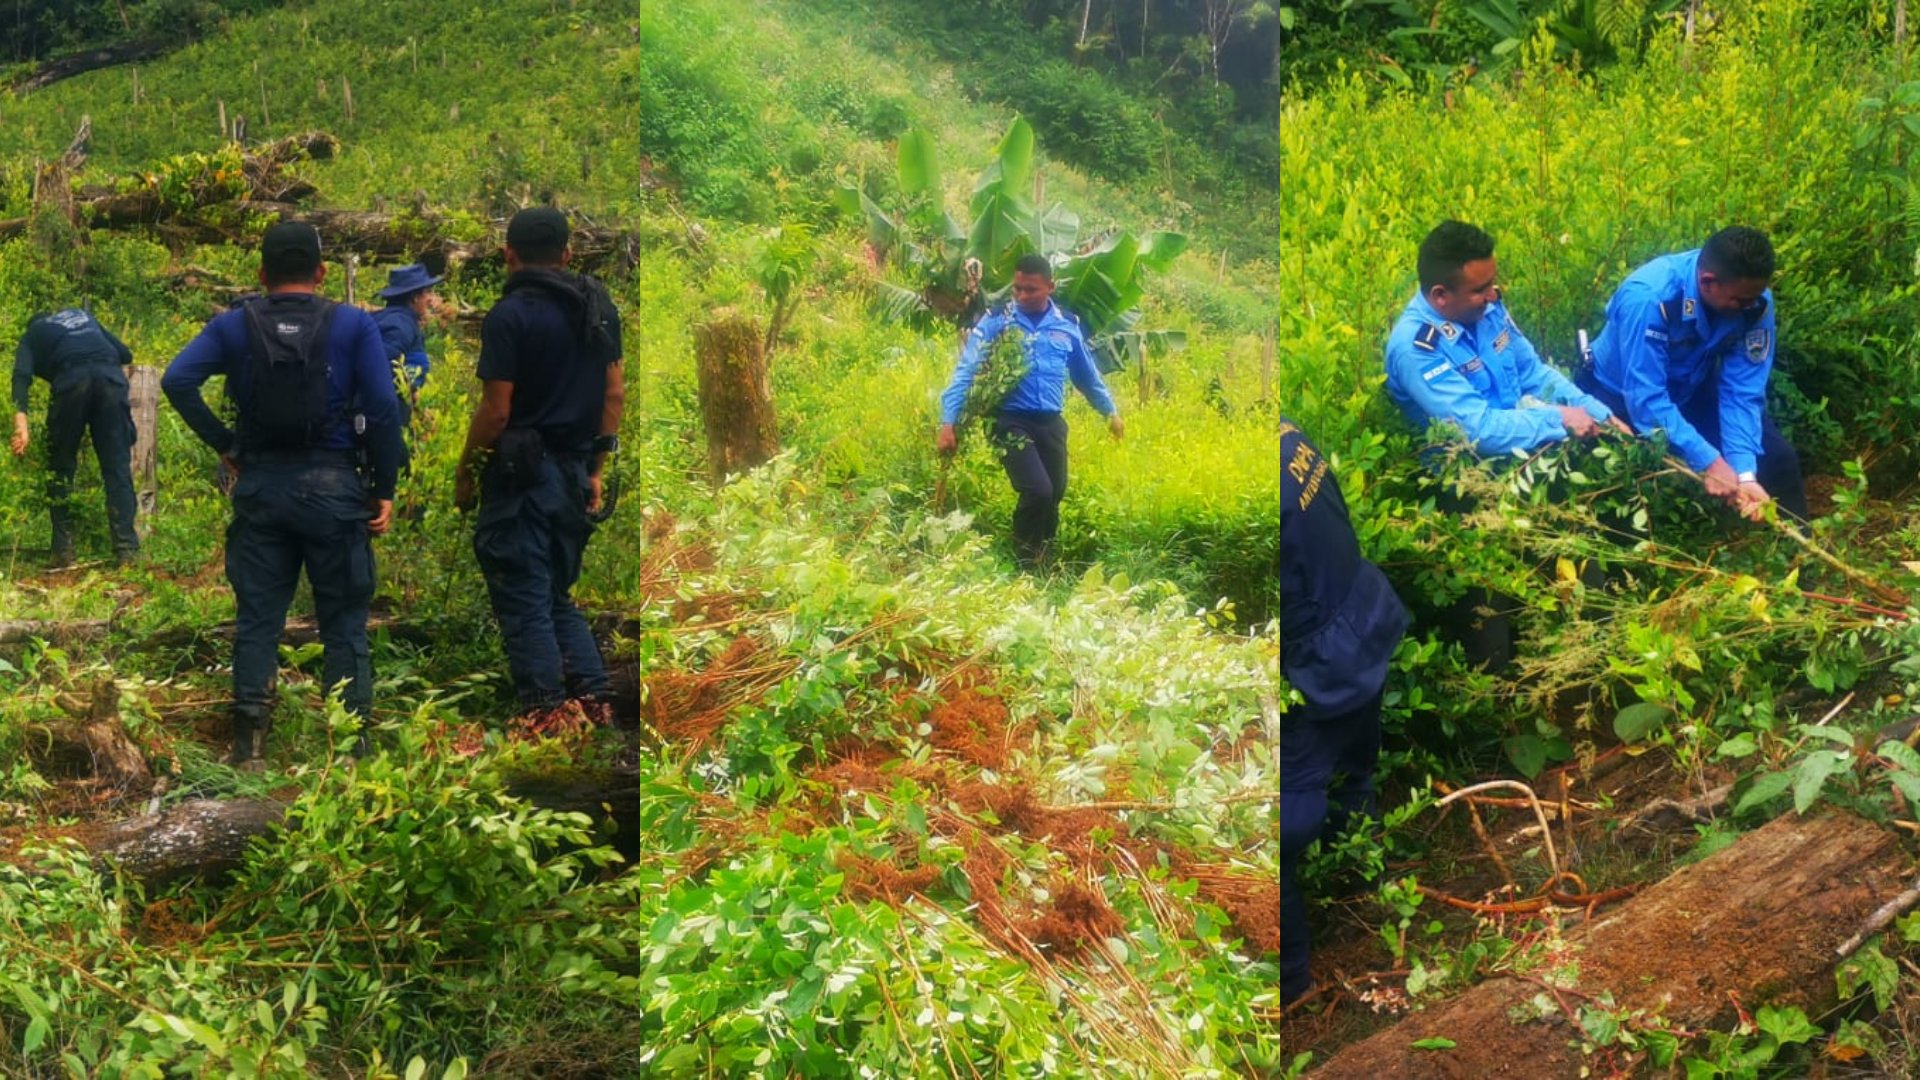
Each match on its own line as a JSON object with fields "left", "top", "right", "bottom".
{"left": 1504, "top": 733, "right": 1548, "bottom": 778}
{"left": 1716, "top": 733, "right": 1759, "bottom": 759}
{"left": 23, "top": 1016, "right": 47, "bottom": 1055}
{"left": 1837, "top": 943, "right": 1899, "bottom": 1011}
{"left": 441, "top": 1059, "right": 470, "bottom": 1080}
{"left": 896, "top": 128, "right": 941, "bottom": 200}
{"left": 1733, "top": 770, "right": 1793, "bottom": 815}
{"left": 1881, "top": 740, "right": 1920, "bottom": 774}
{"left": 1755, "top": 1004, "right": 1818, "bottom": 1045}
{"left": 1411, "top": 1037, "right": 1456, "bottom": 1050}
{"left": 1135, "top": 231, "right": 1188, "bottom": 273}
{"left": 406, "top": 1059, "right": 428, "bottom": 1080}
{"left": 1613, "top": 702, "right": 1671, "bottom": 742}
{"left": 1792, "top": 749, "right": 1852, "bottom": 814}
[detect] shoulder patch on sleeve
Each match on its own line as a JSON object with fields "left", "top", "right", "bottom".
{"left": 1492, "top": 329, "right": 1511, "bottom": 353}
{"left": 1414, "top": 324, "right": 1439, "bottom": 351}
{"left": 1656, "top": 301, "right": 1670, "bottom": 323}
{"left": 1683, "top": 297, "right": 1697, "bottom": 318}
{"left": 1745, "top": 328, "right": 1770, "bottom": 362}
{"left": 1421, "top": 360, "right": 1452, "bottom": 382}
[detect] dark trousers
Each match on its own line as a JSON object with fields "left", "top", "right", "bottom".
{"left": 1281, "top": 691, "right": 1383, "bottom": 1002}
{"left": 1577, "top": 371, "right": 1809, "bottom": 522}
{"left": 226, "top": 460, "right": 376, "bottom": 722}
{"left": 992, "top": 411, "right": 1069, "bottom": 568}
{"left": 473, "top": 455, "right": 607, "bottom": 709}
{"left": 44, "top": 373, "right": 139, "bottom": 557}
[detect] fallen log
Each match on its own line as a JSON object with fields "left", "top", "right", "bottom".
{"left": 2, "top": 760, "right": 641, "bottom": 888}
{"left": 1311, "top": 811, "right": 1910, "bottom": 1078}
{"left": 8, "top": 39, "right": 174, "bottom": 93}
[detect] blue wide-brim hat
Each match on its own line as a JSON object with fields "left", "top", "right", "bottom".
{"left": 377, "top": 263, "right": 445, "bottom": 299}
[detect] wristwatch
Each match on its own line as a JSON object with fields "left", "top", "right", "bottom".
{"left": 592, "top": 434, "right": 619, "bottom": 455}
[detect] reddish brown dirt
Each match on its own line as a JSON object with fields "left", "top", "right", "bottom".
{"left": 138, "top": 897, "right": 207, "bottom": 947}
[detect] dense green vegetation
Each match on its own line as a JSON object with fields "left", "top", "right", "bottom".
{"left": 1283, "top": 0, "right": 1920, "bottom": 1071}
{"left": 1, "top": 0, "right": 1279, "bottom": 1075}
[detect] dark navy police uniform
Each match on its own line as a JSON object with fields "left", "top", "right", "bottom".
{"left": 474, "top": 267, "right": 620, "bottom": 710}
{"left": 11, "top": 309, "right": 141, "bottom": 561}
{"left": 1280, "top": 418, "right": 1408, "bottom": 1004}
{"left": 164, "top": 293, "right": 401, "bottom": 759}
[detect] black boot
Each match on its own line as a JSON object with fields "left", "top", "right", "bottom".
{"left": 229, "top": 706, "right": 270, "bottom": 771}
{"left": 48, "top": 507, "right": 74, "bottom": 569}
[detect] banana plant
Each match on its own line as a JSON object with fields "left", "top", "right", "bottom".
{"left": 838, "top": 116, "right": 1185, "bottom": 372}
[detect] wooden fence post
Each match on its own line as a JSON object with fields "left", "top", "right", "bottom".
{"left": 127, "top": 365, "right": 159, "bottom": 535}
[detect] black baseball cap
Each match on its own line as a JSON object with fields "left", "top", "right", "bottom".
{"left": 261, "top": 221, "right": 323, "bottom": 277}
{"left": 506, "top": 207, "right": 569, "bottom": 260}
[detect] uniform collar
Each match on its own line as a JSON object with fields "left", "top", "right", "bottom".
{"left": 1012, "top": 300, "right": 1059, "bottom": 328}
{"left": 1409, "top": 289, "right": 1485, "bottom": 345}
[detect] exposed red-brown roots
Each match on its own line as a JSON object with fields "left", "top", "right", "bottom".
{"left": 1181, "top": 863, "right": 1280, "bottom": 956}
{"left": 637, "top": 512, "right": 717, "bottom": 604}
{"left": 1022, "top": 880, "right": 1127, "bottom": 959}
{"left": 837, "top": 852, "right": 942, "bottom": 905}
{"left": 925, "top": 685, "right": 1013, "bottom": 770}
{"left": 643, "top": 635, "right": 774, "bottom": 752}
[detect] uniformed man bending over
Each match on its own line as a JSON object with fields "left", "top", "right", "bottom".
{"left": 10, "top": 307, "right": 142, "bottom": 566}
{"left": 1578, "top": 226, "right": 1808, "bottom": 523}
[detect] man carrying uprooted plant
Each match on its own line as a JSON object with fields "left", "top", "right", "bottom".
{"left": 454, "top": 208, "right": 624, "bottom": 732}
{"left": 934, "top": 252, "right": 1124, "bottom": 571}
{"left": 1576, "top": 225, "right": 1809, "bottom": 524}
{"left": 10, "top": 307, "right": 143, "bottom": 567}
{"left": 163, "top": 221, "right": 402, "bottom": 769}
{"left": 1280, "top": 416, "right": 1408, "bottom": 1008}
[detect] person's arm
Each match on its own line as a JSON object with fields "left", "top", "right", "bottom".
{"left": 345, "top": 314, "right": 401, "bottom": 531}
{"left": 457, "top": 309, "right": 519, "bottom": 510}
{"left": 1508, "top": 316, "right": 1612, "bottom": 423}
{"left": 1386, "top": 332, "right": 1567, "bottom": 455}
{"left": 1065, "top": 328, "right": 1123, "bottom": 438}
{"left": 101, "top": 325, "right": 135, "bottom": 368}
{"left": 10, "top": 334, "right": 34, "bottom": 456}
{"left": 455, "top": 381, "right": 513, "bottom": 511}
{"left": 161, "top": 318, "right": 239, "bottom": 458}
{"left": 935, "top": 314, "right": 1000, "bottom": 454}
{"left": 1719, "top": 309, "right": 1777, "bottom": 518}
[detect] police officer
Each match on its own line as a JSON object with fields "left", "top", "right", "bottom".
{"left": 9, "top": 308, "right": 142, "bottom": 566}
{"left": 454, "top": 208, "right": 624, "bottom": 727}
{"left": 1281, "top": 418, "right": 1408, "bottom": 1007}
{"left": 162, "top": 222, "right": 402, "bottom": 769}
{"left": 935, "top": 253, "right": 1123, "bottom": 570}
{"left": 1578, "top": 226, "right": 1808, "bottom": 523}
{"left": 1385, "top": 220, "right": 1628, "bottom": 454}
{"left": 371, "top": 263, "right": 443, "bottom": 426}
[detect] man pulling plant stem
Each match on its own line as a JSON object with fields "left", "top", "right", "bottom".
{"left": 1577, "top": 226, "right": 1808, "bottom": 523}
{"left": 1385, "top": 220, "right": 1627, "bottom": 454}
{"left": 935, "top": 253, "right": 1123, "bottom": 571}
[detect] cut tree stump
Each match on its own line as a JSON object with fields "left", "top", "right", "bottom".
{"left": 1311, "top": 811, "right": 1910, "bottom": 1078}
{"left": 693, "top": 308, "right": 780, "bottom": 486}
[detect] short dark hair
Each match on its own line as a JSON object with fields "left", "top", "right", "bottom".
{"left": 1700, "top": 226, "right": 1775, "bottom": 282}
{"left": 506, "top": 207, "right": 570, "bottom": 265}
{"left": 1417, "top": 220, "right": 1495, "bottom": 292}
{"left": 260, "top": 221, "right": 323, "bottom": 287}
{"left": 1014, "top": 253, "right": 1053, "bottom": 280}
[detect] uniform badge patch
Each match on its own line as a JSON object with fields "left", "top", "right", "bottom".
{"left": 1745, "top": 328, "right": 1770, "bottom": 362}
{"left": 1492, "top": 330, "right": 1511, "bottom": 353}
{"left": 1683, "top": 298, "right": 1697, "bottom": 318}
{"left": 1414, "top": 325, "right": 1439, "bottom": 351}
{"left": 1421, "top": 360, "right": 1451, "bottom": 382}
{"left": 1460, "top": 357, "right": 1485, "bottom": 375}
{"left": 1049, "top": 331, "right": 1072, "bottom": 347}
{"left": 1439, "top": 322, "right": 1459, "bottom": 340}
